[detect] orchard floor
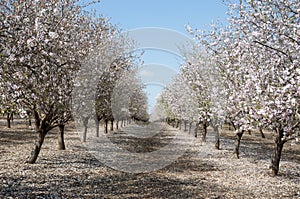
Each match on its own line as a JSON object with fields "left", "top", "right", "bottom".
{"left": 0, "top": 119, "right": 300, "bottom": 199}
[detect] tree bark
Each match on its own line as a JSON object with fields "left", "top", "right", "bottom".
{"left": 194, "top": 122, "right": 199, "bottom": 138}
{"left": 26, "top": 129, "right": 47, "bottom": 164}
{"left": 214, "top": 126, "right": 220, "bottom": 150}
{"left": 27, "top": 110, "right": 32, "bottom": 127}
{"left": 270, "top": 128, "right": 285, "bottom": 176}
{"left": 201, "top": 121, "right": 208, "bottom": 143}
{"left": 57, "top": 124, "right": 65, "bottom": 150}
{"left": 104, "top": 119, "right": 108, "bottom": 134}
{"left": 233, "top": 129, "right": 244, "bottom": 158}
{"left": 7, "top": 113, "right": 11, "bottom": 128}
{"left": 175, "top": 119, "right": 179, "bottom": 128}
{"left": 259, "top": 127, "right": 265, "bottom": 138}
{"left": 95, "top": 117, "right": 100, "bottom": 137}
{"left": 231, "top": 121, "right": 236, "bottom": 130}
{"left": 110, "top": 119, "right": 114, "bottom": 131}
{"left": 188, "top": 121, "right": 193, "bottom": 134}
{"left": 82, "top": 117, "right": 88, "bottom": 142}
{"left": 34, "top": 110, "right": 40, "bottom": 130}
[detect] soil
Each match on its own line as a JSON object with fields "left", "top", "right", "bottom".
{"left": 0, "top": 119, "right": 299, "bottom": 198}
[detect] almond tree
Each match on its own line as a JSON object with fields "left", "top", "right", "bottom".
{"left": 158, "top": 74, "right": 200, "bottom": 133}
{"left": 190, "top": 0, "right": 300, "bottom": 175}
{"left": 111, "top": 69, "right": 149, "bottom": 126}
{"left": 0, "top": 0, "right": 114, "bottom": 163}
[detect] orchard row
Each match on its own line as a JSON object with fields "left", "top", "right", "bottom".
{"left": 158, "top": 0, "right": 300, "bottom": 176}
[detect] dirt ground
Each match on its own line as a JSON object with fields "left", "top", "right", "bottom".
{"left": 0, "top": 119, "right": 299, "bottom": 198}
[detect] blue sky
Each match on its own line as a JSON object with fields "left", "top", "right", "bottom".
{"left": 95, "top": 0, "right": 228, "bottom": 33}
{"left": 93, "top": 0, "right": 230, "bottom": 113}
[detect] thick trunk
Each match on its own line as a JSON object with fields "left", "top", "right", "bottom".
{"left": 57, "top": 124, "right": 65, "bottom": 150}
{"left": 270, "top": 128, "right": 285, "bottom": 176}
{"left": 233, "top": 129, "right": 244, "bottom": 158}
{"left": 34, "top": 111, "right": 40, "bottom": 130}
{"left": 26, "top": 129, "right": 47, "bottom": 164}
{"left": 259, "top": 127, "right": 265, "bottom": 138}
{"left": 201, "top": 121, "right": 208, "bottom": 143}
{"left": 214, "top": 126, "right": 220, "bottom": 150}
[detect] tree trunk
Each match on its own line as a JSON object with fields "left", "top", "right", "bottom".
{"left": 175, "top": 119, "right": 179, "bottom": 128}
{"left": 28, "top": 118, "right": 32, "bottom": 127}
{"left": 214, "top": 126, "right": 220, "bottom": 150}
{"left": 179, "top": 120, "right": 182, "bottom": 130}
{"left": 26, "top": 129, "right": 47, "bottom": 164}
{"left": 7, "top": 113, "right": 11, "bottom": 128}
{"left": 110, "top": 119, "right": 114, "bottom": 131}
{"left": 231, "top": 121, "right": 236, "bottom": 130}
{"left": 121, "top": 120, "right": 123, "bottom": 127}
{"left": 189, "top": 121, "right": 192, "bottom": 134}
{"left": 184, "top": 120, "right": 187, "bottom": 131}
{"left": 27, "top": 110, "right": 32, "bottom": 127}
{"left": 270, "top": 128, "right": 285, "bottom": 176}
{"left": 194, "top": 122, "right": 199, "bottom": 138}
{"left": 57, "top": 124, "right": 65, "bottom": 150}
{"left": 201, "top": 121, "right": 208, "bottom": 143}
{"left": 233, "top": 129, "right": 244, "bottom": 158}
{"left": 116, "top": 120, "right": 119, "bottom": 130}
{"left": 34, "top": 110, "right": 40, "bottom": 130}
{"left": 95, "top": 117, "right": 100, "bottom": 137}
{"left": 259, "top": 127, "right": 265, "bottom": 138}
{"left": 104, "top": 119, "right": 108, "bottom": 134}
{"left": 82, "top": 117, "right": 88, "bottom": 142}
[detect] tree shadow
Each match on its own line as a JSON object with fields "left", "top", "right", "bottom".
{"left": 1, "top": 166, "right": 230, "bottom": 199}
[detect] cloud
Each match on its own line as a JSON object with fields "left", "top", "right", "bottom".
{"left": 139, "top": 70, "right": 154, "bottom": 78}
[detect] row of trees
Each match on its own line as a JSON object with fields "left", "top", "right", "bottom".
{"left": 0, "top": 0, "right": 148, "bottom": 163}
{"left": 159, "top": 0, "right": 300, "bottom": 176}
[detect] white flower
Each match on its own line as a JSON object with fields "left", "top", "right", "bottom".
{"left": 49, "top": 31, "right": 58, "bottom": 39}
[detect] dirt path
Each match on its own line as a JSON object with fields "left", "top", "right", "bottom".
{"left": 0, "top": 121, "right": 299, "bottom": 198}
